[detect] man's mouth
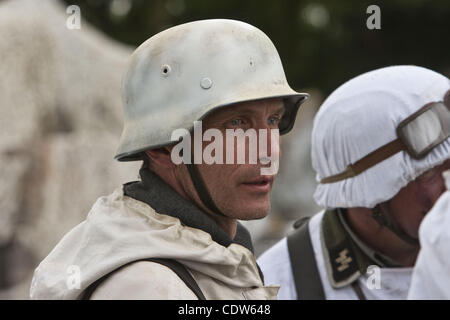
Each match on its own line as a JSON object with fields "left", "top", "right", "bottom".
{"left": 241, "top": 176, "right": 274, "bottom": 192}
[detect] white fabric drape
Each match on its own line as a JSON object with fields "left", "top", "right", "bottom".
{"left": 312, "top": 65, "right": 450, "bottom": 208}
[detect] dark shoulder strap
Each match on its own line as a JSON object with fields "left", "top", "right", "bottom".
{"left": 287, "top": 218, "right": 326, "bottom": 300}
{"left": 81, "top": 258, "right": 206, "bottom": 300}
{"left": 351, "top": 281, "right": 367, "bottom": 300}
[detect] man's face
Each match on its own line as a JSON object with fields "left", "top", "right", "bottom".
{"left": 175, "top": 98, "right": 285, "bottom": 220}
{"left": 386, "top": 159, "right": 450, "bottom": 239}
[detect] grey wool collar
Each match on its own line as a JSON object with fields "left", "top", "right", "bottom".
{"left": 123, "top": 168, "right": 255, "bottom": 254}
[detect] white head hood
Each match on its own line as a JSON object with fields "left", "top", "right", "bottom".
{"left": 312, "top": 65, "right": 450, "bottom": 208}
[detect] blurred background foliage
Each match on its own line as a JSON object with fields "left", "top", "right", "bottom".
{"left": 62, "top": 0, "right": 450, "bottom": 94}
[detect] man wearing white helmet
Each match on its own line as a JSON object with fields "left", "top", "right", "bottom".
{"left": 29, "top": 19, "right": 308, "bottom": 299}
{"left": 258, "top": 65, "right": 450, "bottom": 300}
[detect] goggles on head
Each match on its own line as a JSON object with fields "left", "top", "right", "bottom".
{"left": 321, "top": 90, "right": 450, "bottom": 184}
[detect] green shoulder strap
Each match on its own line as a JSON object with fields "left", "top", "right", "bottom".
{"left": 287, "top": 217, "right": 326, "bottom": 300}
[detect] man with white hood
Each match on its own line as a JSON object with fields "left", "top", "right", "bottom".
{"left": 29, "top": 20, "right": 309, "bottom": 299}
{"left": 258, "top": 65, "right": 450, "bottom": 300}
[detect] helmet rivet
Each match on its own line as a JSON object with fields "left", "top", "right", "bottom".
{"left": 161, "top": 64, "right": 171, "bottom": 76}
{"left": 200, "top": 77, "right": 213, "bottom": 89}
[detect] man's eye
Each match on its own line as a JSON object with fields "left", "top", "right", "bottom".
{"left": 268, "top": 116, "right": 280, "bottom": 126}
{"left": 229, "top": 119, "right": 243, "bottom": 126}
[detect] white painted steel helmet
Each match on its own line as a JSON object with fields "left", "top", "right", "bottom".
{"left": 115, "top": 19, "right": 309, "bottom": 161}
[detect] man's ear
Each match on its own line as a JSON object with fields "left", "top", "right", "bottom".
{"left": 145, "top": 147, "right": 175, "bottom": 169}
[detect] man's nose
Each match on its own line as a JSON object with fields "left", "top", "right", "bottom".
{"left": 257, "top": 126, "right": 280, "bottom": 162}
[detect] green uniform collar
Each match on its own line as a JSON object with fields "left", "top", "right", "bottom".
{"left": 320, "top": 209, "right": 400, "bottom": 289}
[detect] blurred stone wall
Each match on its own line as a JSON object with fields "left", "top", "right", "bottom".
{"left": 0, "top": 0, "right": 141, "bottom": 299}
{"left": 0, "top": 0, "right": 321, "bottom": 299}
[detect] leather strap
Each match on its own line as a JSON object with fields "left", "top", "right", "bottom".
{"left": 287, "top": 218, "right": 326, "bottom": 300}
{"left": 351, "top": 281, "right": 367, "bottom": 300}
{"left": 185, "top": 143, "right": 227, "bottom": 218}
{"left": 81, "top": 258, "right": 206, "bottom": 300}
{"left": 321, "top": 139, "right": 406, "bottom": 184}
{"left": 372, "top": 205, "right": 420, "bottom": 247}
{"left": 186, "top": 163, "right": 227, "bottom": 217}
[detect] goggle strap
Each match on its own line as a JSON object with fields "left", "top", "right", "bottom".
{"left": 320, "top": 89, "right": 450, "bottom": 184}
{"left": 320, "top": 139, "right": 406, "bottom": 184}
